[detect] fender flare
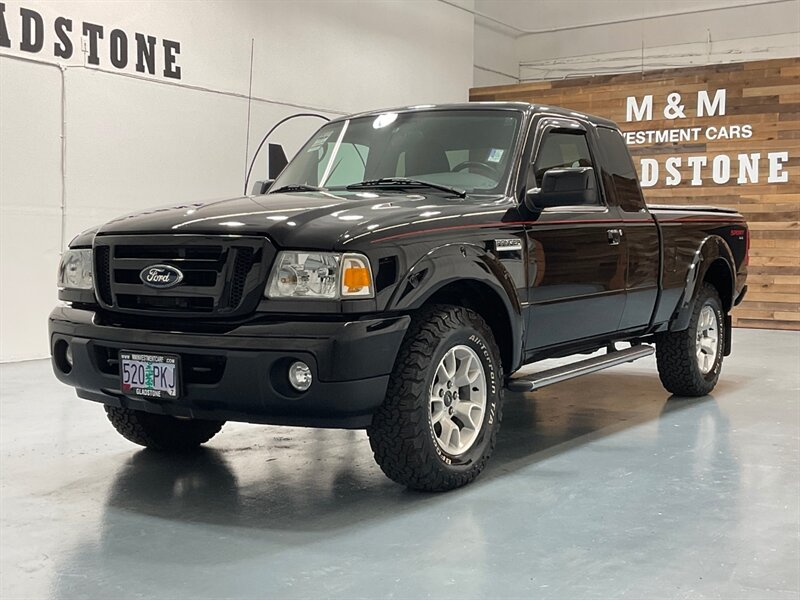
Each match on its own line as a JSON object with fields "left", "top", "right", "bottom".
{"left": 669, "top": 235, "right": 736, "bottom": 332}
{"left": 386, "top": 243, "right": 525, "bottom": 370}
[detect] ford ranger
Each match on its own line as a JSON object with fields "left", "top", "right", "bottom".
{"left": 50, "top": 103, "right": 748, "bottom": 491}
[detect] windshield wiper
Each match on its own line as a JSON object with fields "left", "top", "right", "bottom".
{"left": 346, "top": 178, "right": 466, "bottom": 198}
{"left": 269, "top": 184, "right": 326, "bottom": 194}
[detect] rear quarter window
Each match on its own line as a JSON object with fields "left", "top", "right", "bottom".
{"left": 598, "top": 127, "right": 645, "bottom": 212}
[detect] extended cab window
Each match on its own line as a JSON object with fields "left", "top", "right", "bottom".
{"left": 597, "top": 127, "right": 645, "bottom": 212}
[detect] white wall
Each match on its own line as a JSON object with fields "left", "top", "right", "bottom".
{"left": 473, "top": 22, "right": 516, "bottom": 86}
{"left": 472, "top": 0, "right": 800, "bottom": 82}
{"left": 0, "top": 0, "right": 475, "bottom": 362}
{"left": 515, "top": 1, "right": 800, "bottom": 81}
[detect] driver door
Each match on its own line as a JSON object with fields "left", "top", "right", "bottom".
{"left": 525, "top": 119, "right": 627, "bottom": 351}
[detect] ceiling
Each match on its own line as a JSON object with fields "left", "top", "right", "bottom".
{"left": 471, "top": 0, "right": 794, "bottom": 35}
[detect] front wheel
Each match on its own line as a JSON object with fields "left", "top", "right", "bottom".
{"left": 656, "top": 283, "right": 725, "bottom": 397}
{"left": 105, "top": 406, "right": 224, "bottom": 452}
{"left": 367, "top": 305, "right": 503, "bottom": 492}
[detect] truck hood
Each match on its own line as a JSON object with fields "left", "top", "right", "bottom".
{"left": 94, "top": 191, "right": 510, "bottom": 249}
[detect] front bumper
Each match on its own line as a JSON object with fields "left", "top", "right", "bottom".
{"left": 49, "top": 306, "right": 410, "bottom": 428}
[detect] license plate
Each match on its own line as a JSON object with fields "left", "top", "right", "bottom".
{"left": 120, "top": 351, "right": 180, "bottom": 399}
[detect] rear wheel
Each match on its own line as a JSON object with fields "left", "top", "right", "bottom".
{"left": 656, "top": 283, "right": 725, "bottom": 396}
{"left": 105, "top": 406, "right": 224, "bottom": 451}
{"left": 367, "top": 305, "right": 503, "bottom": 492}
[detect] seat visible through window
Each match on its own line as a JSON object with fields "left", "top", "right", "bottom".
{"left": 533, "top": 130, "right": 594, "bottom": 183}
{"left": 402, "top": 137, "right": 450, "bottom": 177}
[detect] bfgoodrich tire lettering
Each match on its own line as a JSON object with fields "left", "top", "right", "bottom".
{"left": 105, "top": 406, "right": 224, "bottom": 451}
{"left": 367, "top": 304, "right": 503, "bottom": 492}
{"left": 656, "top": 283, "right": 725, "bottom": 397}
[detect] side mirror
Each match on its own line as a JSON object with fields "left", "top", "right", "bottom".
{"left": 525, "top": 167, "right": 598, "bottom": 209}
{"left": 251, "top": 179, "right": 274, "bottom": 195}
{"left": 267, "top": 143, "right": 288, "bottom": 179}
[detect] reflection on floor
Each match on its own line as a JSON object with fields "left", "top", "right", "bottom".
{"left": 1, "top": 329, "right": 798, "bottom": 599}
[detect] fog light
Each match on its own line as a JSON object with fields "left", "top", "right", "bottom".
{"left": 53, "top": 339, "right": 72, "bottom": 374}
{"left": 288, "top": 361, "right": 312, "bottom": 391}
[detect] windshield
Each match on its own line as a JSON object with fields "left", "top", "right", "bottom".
{"left": 270, "top": 109, "right": 523, "bottom": 195}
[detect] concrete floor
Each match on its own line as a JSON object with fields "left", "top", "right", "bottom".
{"left": 1, "top": 329, "right": 798, "bottom": 600}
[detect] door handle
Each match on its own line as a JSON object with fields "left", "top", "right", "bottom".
{"left": 607, "top": 228, "right": 623, "bottom": 246}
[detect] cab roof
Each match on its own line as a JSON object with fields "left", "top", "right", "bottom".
{"left": 338, "top": 102, "right": 619, "bottom": 130}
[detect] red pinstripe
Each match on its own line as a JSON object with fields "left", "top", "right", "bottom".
{"left": 370, "top": 215, "right": 745, "bottom": 243}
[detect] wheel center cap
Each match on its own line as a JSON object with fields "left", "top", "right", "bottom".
{"left": 444, "top": 391, "right": 453, "bottom": 406}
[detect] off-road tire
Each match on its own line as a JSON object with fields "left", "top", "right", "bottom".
{"left": 367, "top": 304, "right": 503, "bottom": 492}
{"left": 105, "top": 406, "right": 224, "bottom": 451}
{"left": 656, "top": 283, "right": 725, "bottom": 397}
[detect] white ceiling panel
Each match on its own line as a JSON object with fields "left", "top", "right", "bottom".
{"left": 472, "top": 0, "right": 793, "bottom": 34}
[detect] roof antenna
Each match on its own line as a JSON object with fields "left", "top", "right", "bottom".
{"left": 243, "top": 38, "right": 255, "bottom": 187}
{"left": 243, "top": 113, "right": 331, "bottom": 195}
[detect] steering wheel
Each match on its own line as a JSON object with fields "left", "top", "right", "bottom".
{"left": 450, "top": 160, "right": 499, "bottom": 179}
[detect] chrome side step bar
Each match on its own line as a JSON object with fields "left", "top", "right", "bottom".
{"left": 506, "top": 345, "right": 655, "bottom": 393}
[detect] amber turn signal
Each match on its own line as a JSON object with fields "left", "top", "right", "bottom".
{"left": 343, "top": 266, "right": 370, "bottom": 290}
{"left": 340, "top": 254, "right": 374, "bottom": 297}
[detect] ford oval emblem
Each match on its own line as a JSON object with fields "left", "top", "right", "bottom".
{"left": 139, "top": 264, "right": 184, "bottom": 289}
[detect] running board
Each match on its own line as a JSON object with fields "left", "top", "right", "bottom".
{"left": 506, "top": 345, "right": 655, "bottom": 393}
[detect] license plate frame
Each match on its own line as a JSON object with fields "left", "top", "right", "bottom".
{"left": 119, "top": 351, "right": 181, "bottom": 400}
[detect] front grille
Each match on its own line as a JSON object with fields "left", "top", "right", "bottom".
{"left": 229, "top": 247, "right": 255, "bottom": 308}
{"left": 93, "top": 235, "right": 272, "bottom": 318}
{"left": 114, "top": 245, "right": 223, "bottom": 260}
{"left": 116, "top": 294, "right": 215, "bottom": 312}
{"left": 95, "top": 246, "right": 112, "bottom": 305}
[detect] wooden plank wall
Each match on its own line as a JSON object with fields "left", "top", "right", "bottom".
{"left": 470, "top": 58, "right": 800, "bottom": 330}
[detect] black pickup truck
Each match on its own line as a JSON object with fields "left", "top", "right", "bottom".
{"left": 50, "top": 103, "right": 748, "bottom": 491}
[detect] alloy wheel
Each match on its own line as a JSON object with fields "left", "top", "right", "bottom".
{"left": 429, "top": 344, "right": 487, "bottom": 456}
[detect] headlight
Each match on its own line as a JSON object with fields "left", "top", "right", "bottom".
{"left": 57, "top": 249, "right": 93, "bottom": 290}
{"left": 266, "top": 251, "right": 374, "bottom": 299}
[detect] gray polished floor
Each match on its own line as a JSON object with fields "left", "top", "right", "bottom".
{"left": 1, "top": 329, "right": 798, "bottom": 599}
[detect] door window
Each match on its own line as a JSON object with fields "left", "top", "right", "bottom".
{"left": 531, "top": 129, "right": 601, "bottom": 206}
{"left": 533, "top": 130, "right": 594, "bottom": 183}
